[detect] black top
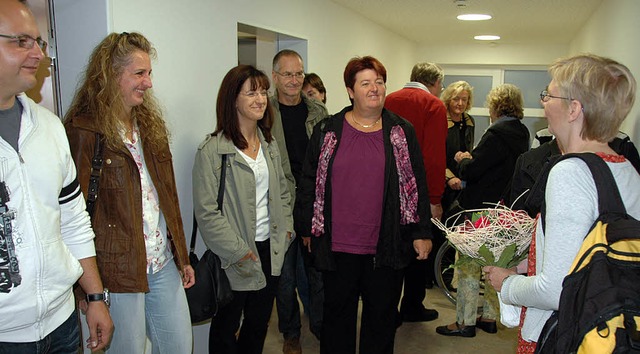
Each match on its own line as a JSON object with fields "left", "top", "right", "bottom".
{"left": 458, "top": 117, "right": 530, "bottom": 210}
{"left": 279, "top": 101, "right": 309, "bottom": 185}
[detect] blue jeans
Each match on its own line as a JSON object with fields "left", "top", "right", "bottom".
{"left": 300, "top": 239, "right": 324, "bottom": 339}
{"left": 276, "top": 236, "right": 302, "bottom": 339}
{"left": 0, "top": 310, "right": 80, "bottom": 354}
{"left": 106, "top": 264, "right": 192, "bottom": 354}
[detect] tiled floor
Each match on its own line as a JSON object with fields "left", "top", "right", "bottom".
{"left": 262, "top": 287, "right": 518, "bottom": 353}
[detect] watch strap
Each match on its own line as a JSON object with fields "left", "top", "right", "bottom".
{"left": 86, "top": 292, "right": 105, "bottom": 302}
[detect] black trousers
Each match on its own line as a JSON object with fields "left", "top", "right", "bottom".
{"left": 321, "top": 252, "right": 403, "bottom": 354}
{"left": 400, "top": 224, "right": 444, "bottom": 311}
{"left": 209, "top": 240, "right": 279, "bottom": 354}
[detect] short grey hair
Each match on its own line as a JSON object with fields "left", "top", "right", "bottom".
{"left": 410, "top": 62, "right": 443, "bottom": 86}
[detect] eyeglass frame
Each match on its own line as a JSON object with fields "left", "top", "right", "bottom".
{"left": 540, "top": 89, "right": 572, "bottom": 103}
{"left": 0, "top": 33, "right": 47, "bottom": 52}
{"left": 275, "top": 71, "right": 305, "bottom": 80}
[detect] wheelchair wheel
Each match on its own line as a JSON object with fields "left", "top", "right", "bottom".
{"left": 434, "top": 242, "right": 457, "bottom": 305}
{"left": 434, "top": 242, "right": 487, "bottom": 307}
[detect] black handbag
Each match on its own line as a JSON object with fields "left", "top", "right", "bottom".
{"left": 186, "top": 154, "right": 233, "bottom": 323}
{"left": 86, "top": 133, "right": 104, "bottom": 218}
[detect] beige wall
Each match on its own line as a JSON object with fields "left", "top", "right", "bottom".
{"left": 416, "top": 42, "right": 569, "bottom": 66}
{"left": 570, "top": 0, "right": 640, "bottom": 143}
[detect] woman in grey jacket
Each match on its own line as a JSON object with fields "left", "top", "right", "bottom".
{"left": 193, "top": 65, "right": 294, "bottom": 354}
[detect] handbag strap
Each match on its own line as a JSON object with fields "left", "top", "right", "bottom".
{"left": 86, "top": 133, "right": 104, "bottom": 218}
{"left": 190, "top": 154, "right": 227, "bottom": 252}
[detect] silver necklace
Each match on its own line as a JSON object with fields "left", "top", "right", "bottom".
{"left": 352, "top": 114, "right": 381, "bottom": 128}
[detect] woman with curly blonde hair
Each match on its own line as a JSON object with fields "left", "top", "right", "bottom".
{"left": 441, "top": 81, "right": 476, "bottom": 216}
{"left": 64, "top": 32, "right": 194, "bottom": 353}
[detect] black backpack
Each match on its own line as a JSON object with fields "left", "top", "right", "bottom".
{"left": 534, "top": 153, "right": 640, "bottom": 353}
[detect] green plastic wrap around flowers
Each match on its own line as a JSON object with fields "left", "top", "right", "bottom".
{"left": 432, "top": 204, "right": 536, "bottom": 269}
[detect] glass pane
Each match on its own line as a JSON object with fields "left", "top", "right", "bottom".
{"left": 504, "top": 70, "right": 550, "bottom": 109}
{"left": 443, "top": 75, "right": 493, "bottom": 108}
{"left": 470, "top": 115, "right": 490, "bottom": 147}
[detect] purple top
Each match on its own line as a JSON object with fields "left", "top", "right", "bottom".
{"left": 331, "top": 119, "right": 385, "bottom": 254}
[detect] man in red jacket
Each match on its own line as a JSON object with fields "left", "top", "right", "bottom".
{"left": 385, "top": 62, "right": 447, "bottom": 322}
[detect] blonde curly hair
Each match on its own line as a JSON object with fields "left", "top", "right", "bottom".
{"left": 485, "top": 84, "right": 524, "bottom": 120}
{"left": 64, "top": 32, "right": 169, "bottom": 152}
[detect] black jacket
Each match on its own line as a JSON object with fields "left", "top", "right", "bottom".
{"left": 508, "top": 140, "right": 561, "bottom": 215}
{"left": 295, "top": 106, "right": 432, "bottom": 271}
{"left": 458, "top": 117, "right": 530, "bottom": 210}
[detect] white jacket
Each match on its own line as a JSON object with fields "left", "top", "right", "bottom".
{"left": 0, "top": 94, "right": 96, "bottom": 342}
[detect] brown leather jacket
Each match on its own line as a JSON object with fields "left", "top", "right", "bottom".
{"left": 65, "top": 115, "right": 189, "bottom": 293}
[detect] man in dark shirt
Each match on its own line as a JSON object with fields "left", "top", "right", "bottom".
{"left": 270, "top": 49, "right": 328, "bottom": 354}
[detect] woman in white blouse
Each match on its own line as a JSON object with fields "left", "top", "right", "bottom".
{"left": 193, "top": 65, "right": 294, "bottom": 353}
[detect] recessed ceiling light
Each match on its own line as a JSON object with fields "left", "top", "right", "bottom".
{"left": 457, "top": 14, "right": 492, "bottom": 21}
{"left": 474, "top": 35, "right": 501, "bottom": 41}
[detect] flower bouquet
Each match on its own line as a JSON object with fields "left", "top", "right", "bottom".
{"left": 432, "top": 204, "right": 536, "bottom": 269}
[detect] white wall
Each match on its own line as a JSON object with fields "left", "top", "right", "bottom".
{"left": 569, "top": 0, "right": 640, "bottom": 144}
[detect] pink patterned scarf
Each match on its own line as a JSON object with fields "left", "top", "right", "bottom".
{"left": 390, "top": 126, "right": 420, "bottom": 225}
{"left": 311, "top": 131, "right": 337, "bottom": 236}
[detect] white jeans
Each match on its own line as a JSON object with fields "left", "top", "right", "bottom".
{"left": 105, "top": 264, "right": 192, "bottom": 354}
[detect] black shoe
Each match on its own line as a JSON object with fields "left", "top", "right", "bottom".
{"left": 435, "top": 323, "right": 476, "bottom": 337}
{"left": 476, "top": 320, "right": 498, "bottom": 334}
{"left": 401, "top": 308, "right": 439, "bottom": 322}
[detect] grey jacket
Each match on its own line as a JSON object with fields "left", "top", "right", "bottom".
{"left": 269, "top": 94, "right": 328, "bottom": 203}
{"left": 192, "top": 131, "right": 293, "bottom": 291}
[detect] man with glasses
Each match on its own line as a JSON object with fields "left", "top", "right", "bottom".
{"left": 270, "top": 49, "right": 328, "bottom": 354}
{"left": 384, "top": 62, "right": 447, "bottom": 323}
{"left": 0, "top": 1, "right": 112, "bottom": 352}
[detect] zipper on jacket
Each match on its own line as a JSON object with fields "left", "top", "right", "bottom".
{"left": 18, "top": 151, "right": 24, "bottom": 163}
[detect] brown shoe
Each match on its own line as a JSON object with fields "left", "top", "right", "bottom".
{"left": 283, "top": 336, "right": 302, "bottom": 354}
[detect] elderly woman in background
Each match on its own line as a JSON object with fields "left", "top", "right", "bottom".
{"left": 436, "top": 83, "right": 530, "bottom": 338}
{"left": 193, "top": 65, "right": 293, "bottom": 353}
{"left": 484, "top": 54, "right": 640, "bottom": 352}
{"left": 64, "top": 32, "right": 194, "bottom": 353}
{"left": 296, "top": 56, "right": 432, "bottom": 354}
{"left": 302, "top": 72, "right": 327, "bottom": 104}
{"left": 441, "top": 81, "right": 476, "bottom": 217}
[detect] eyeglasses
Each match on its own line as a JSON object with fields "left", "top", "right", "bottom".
{"left": 0, "top": 34, "right": 47, "bottom": 52}
{"left": 242, "top": 90, "right": 268, "bottom": 99}
{"left": 540, "top": 89, "right": 572, "bottom": 102}
{"left": 276, "top": 71, "right": 305, "bottom": 80}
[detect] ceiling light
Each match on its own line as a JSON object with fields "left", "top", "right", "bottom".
{"left": 474, "top": 35, "right": 501, "bottom": 41}
{"left": 457, "top": 14, "right": 492, "bottom": 21}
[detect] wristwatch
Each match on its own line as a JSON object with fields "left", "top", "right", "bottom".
{"left": 86, "top": 288, "right": 110, "bottom": 307}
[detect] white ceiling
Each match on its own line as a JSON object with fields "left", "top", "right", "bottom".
{"left": 330, "top": 0, "right": 604, "bottom": 45}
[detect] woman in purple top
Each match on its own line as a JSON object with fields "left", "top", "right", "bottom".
{"left": 295, "top": 56, "right": 433, "bottom": 354}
